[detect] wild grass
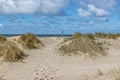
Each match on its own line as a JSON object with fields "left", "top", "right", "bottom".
{"left": 0, "top": 36, "right": 7, "bottom": 43}
{"left": 95, "top": 67, "right": 120, "bottom": 80}
{"left": 0, "top": 41, "right": 25, "bottom": 62}
{"left": 97, "top": 69, "right": 104, "bottom": 76}
{"left": 95, "top": 32, "right": 120, "bottom": 39}
{"left": 59, "top": 37, "right": 106, "bottom": 57}
{"left": 58, "top": 32, "right": 118, "bottom": 57}
{"left": 71, "top": 32, "right": 83, "bottom": 39}
{"left": 18, "top": 33, "right": 43, "bottom": 49}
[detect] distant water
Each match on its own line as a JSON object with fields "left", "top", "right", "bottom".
{"left": 0, "top": 34, "right": 72, "bottom": 37}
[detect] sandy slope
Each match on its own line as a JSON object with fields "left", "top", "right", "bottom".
{"left": 0, "top": 37, "right": 120, "bottom": 80}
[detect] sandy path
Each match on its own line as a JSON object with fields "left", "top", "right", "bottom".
{"left": 0, "top": 37, "right": 120, "bottom": 80}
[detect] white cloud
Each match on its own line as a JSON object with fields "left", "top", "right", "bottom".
{"left": 81, "top": 21, "right": 94, "bottom": 26}
{"left": 77, "top": 0, "right": 116, "bottom": 9}
{"left": 77, "top": 8, "right": 91, "bottom": 18}
{"left": 88, "top": 5, "right": 110, "bottom": 17}
{"left": 0, "top": 23, "right": 3, "bottom": 27}
{"left": 99, "top": 17, "right": 109, "bottom": 22}
{"left": 78, "top": 1, "right": 86, "bottom": 7}
{"left": 0, "top": 0, "right": 69, "bottom": 14}
{"left": 77, "top": 5, "right": 110, "bottom": 18}
{"left": 87, "top": 0, "right": 116, "bottom": 9}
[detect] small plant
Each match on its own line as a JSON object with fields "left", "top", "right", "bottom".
{"left": 95, "top": 32, "right": 119, "bottom": 39}
{"left": 0, "top": 36, "right": 7, "bottom": 43}
{"left": 0, "top": 41, "right": 25, "bottom": 62}
{"left": 71, "top": 32, "right": 82, "bottom": 39}
{"left": 18, "top": 33, "right": 43, "bottom": 49}
{"left": 86, "top": 33, "right": 95, "bottom": 40}
{"left": 13, "top": 38, "right": 17, "bottom": 41}
{"left": 59, "top": 36, "right": 106, "bottom": 57}
{"left": 97, "top": 69, "right": 104, "bottom": 76}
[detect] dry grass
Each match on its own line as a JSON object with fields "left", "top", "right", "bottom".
{"left": 59, "top": 37, "right": 106, "bottom": 57}
{"left": 18, "top": 33, "right": 43, "bottom": 49}
{"left": 58, "top": 32, "right": 120, "bottom": 57}
{"left": 0, "top": 36, "right": 7, "bottom": 43}
{"left": 58, "top": 32, "right": 108, "bottom": 57}
{"left": 72, "top": 32, "right": 120, "bottom": 40}
{"left": 95, "top": 32, "right": 120, "bottom": 39}
{"left": 71, "top": 32, "right": 83, "bottom": 39}
{"left": 0, "top": 41, "right": 25, "bottom": 62}
{"left": 95, "top": 67, "right": 120, "bottom": 80}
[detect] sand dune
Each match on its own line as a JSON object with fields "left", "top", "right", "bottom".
{"left": 0, "top": 37, "right": 120, "bottom": 80}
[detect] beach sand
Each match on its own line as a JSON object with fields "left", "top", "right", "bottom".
{"left": 0, "top": 37, "right": 120, "bottom": 80}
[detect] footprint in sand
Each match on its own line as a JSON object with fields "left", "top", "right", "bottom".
{"left": 33, "top": 67, "right": 60, "bottom": 80}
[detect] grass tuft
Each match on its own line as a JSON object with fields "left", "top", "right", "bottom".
{"left": 95, "top": 32, "right": 120, "bottom": 39}
{"left": 0, "top": 41, "right": 25, "bottom": 62}
{"left": 18, "top": 33, "right": 43, "bottom": 49}
{"left": 71, "top": 32, "right": 83, "bottom": 39}
{"left": 59, "top": 32, "right": 108, "bottom": 57}
{"left": 0, "top": 36, "right": 7, "bottom": 43}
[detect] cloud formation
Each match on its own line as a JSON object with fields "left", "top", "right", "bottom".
{"left": 0, "top": 23, "right": 3, "bottom": 28}
{"left": 77, "top": 9, "right": 91, "bottom": 18}
{"left": 88, "top": 5, "right": 110, "bottom": 17}
{"left": 99, "top": 17, "right": 109, "bottom": 22}
{"left": 87, "top": 0, "right": 116, "bottom": 9}
{"left": 77, "top": 5, "right": 110, "bottom": 18}
{"left": 81, "top": 21, "right": 94, "bottom": 26}
{"left": 0, "top": 0, "right": 69, "bottom": 14}
{"left": 77, "top": 0, "right": 116, "bottom": 9}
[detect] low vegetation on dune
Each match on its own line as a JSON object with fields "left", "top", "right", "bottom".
{"left": 95, "top": 32, "right": 120, "bottom": 39}
{"left": 0, "top": 36, "right": 7, "bottom": 43}
{"left": 18, "top": 33, "right": 43, "bottom": 49}
{"left": 71, "top": 32, "right": 83, "bottom": 39}
{"left": 72, "top": 32, "right": 120, "bottom": 40}
{"left": 0, "top": 41, "right": 25, "bottom": 62}
{"left": 58, "top": 32, "right": 114, "bottom": 57}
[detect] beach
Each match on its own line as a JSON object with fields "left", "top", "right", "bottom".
{"left": 0, "top": 36, "right": 120, "bottom": 80}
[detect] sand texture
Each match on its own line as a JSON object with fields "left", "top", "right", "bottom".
{"left": 0, "top": 37, "right": 120, "bottom": 80}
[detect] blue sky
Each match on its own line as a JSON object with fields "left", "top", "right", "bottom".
{"left": 0, "top": 0, "right": 120, "bottom": 34}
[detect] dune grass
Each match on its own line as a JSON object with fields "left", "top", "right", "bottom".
{"left": 59, "top": 32, "right": 120, "bottom": 57}
{"left": 0, "top": 41, "right": 25, "bottom": 62}
{"left": 58, "top": 32, "right": 114, "bottom": 57}
{"left": 18, "top": 33, "right": 43, "bottom": 49}
{"left": 0, "top": 36, "right": 7, "bottom": 43}
{"left": 95, "top": 32, "right": 120, "bottom": 39}
{"left": 71, "top": 32, "right": 83, "bottom": 39}
{"left": 59, "top": 37, "right": 106, "bottom": 57}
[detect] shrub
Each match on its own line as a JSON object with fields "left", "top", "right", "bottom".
{"left": 0, "top": 36, "right": 7, "bottom": 43}
{"left": 18, "top": 33, "right": 43, "bottom": 49}
{"left": 0, "top": 41, "right": 25, "bottom": 62}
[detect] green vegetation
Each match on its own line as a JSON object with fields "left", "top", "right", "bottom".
{"left": 18, "top": 33, "right": 43, "bottom": 49}
{"left": 0, "top": 41, "right": 25, "bottom": 62}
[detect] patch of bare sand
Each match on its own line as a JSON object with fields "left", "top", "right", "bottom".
{"left": 0, "top": 37, "right": 120, "bottom": 80}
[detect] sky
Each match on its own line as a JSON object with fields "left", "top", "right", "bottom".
{"left": 0, "top": 0, "right": 120, "bottom": 34}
